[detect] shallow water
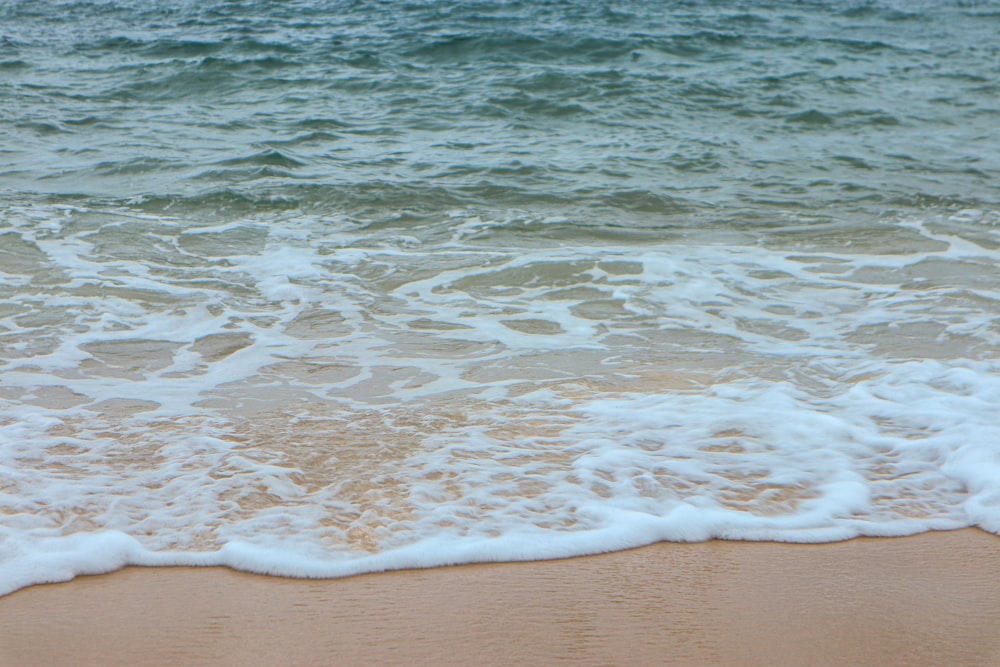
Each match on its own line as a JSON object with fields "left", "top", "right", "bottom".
{"left": 1, "top": 0, "right": 999, "bottom": 594}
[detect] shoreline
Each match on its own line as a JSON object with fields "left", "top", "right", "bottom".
{"left": 3, "top": 529, "right": 999, "bottom": 666}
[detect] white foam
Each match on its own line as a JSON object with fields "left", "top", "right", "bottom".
{"left": 1, "top": 205, "right": 998, "bottom": 595}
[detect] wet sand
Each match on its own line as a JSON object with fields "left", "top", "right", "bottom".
{"left": 2, "top": 529, "right": 999, "bottom": 666}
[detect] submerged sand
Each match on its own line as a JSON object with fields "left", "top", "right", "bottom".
{"left": 2, "top": 529, "right": 999, "bottom": 666}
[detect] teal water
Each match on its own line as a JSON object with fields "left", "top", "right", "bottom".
{"left": 1, "top": 1, "right": 999, "bottom": 594}
{"left": 3, "top": 0, "right": 998, "bottom": 221}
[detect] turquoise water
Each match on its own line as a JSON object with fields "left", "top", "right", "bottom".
{"left": 1, "top": 1, "right": 999, "bottom": 594}
{"left": 4, "top": 0, "right": 998, "bottom": 218}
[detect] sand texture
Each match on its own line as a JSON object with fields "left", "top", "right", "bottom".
{"left": 2, "top": 529, "right": 999, "bottom": 666}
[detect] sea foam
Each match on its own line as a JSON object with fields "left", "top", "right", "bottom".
{"left": 1, "top": 205, "right": 998, "bottom": 595}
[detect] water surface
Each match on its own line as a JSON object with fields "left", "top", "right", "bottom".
{"left": 1, "top": 0, "right": 999, "bottom": 594}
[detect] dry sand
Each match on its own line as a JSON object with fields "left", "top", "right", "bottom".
{"left": 2, "top": 529, "right": 999, "bottom": 666}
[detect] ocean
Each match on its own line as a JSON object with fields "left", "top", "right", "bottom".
{"left": 1, "top": 0, "right": 998, "bottom": 595}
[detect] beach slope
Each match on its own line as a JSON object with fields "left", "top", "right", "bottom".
{"left": 2, "top": 529, "right": 999, "bottom": 666}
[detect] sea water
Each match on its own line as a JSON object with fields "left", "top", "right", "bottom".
{"left": 1, "top": 0, "right": 999, "bottom": 595}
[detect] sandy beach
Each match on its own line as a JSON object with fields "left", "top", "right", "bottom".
{"left": 4, "top": 2, "right": 999, "bottom": 666}
{"left": 2, "top": 528, "right": 998, "bottom": 666}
